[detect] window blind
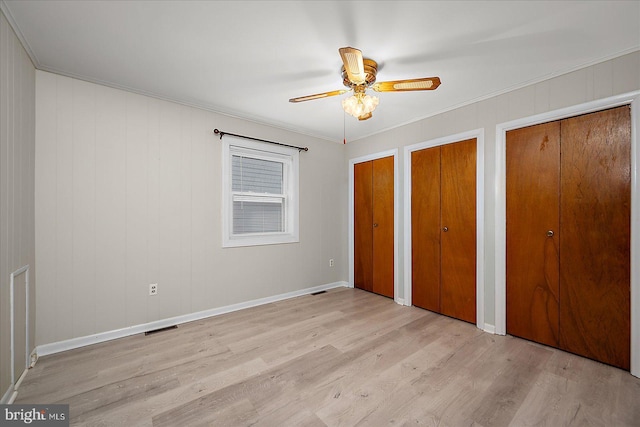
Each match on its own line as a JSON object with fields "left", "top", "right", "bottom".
{"left": 232, "top": 155, "right": 283, "bottom": 194}
{"left": 231, "top": 155, "right": 285, "bottom": 234}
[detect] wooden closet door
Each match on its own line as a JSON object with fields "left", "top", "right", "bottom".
{"left": 440, "top": 139, "right": 477, "bottom": 323}
{"left": 372, "top": 156, "right": 394, "bottom": 298}
{"left": 559, "top": 106, "right": 631, "bottom": 370}
{"left": 354, "top": 161, "right": 373, "bottom": 292}
{"left": 506, "top": 122, "right": 560, "bottom": 347}
{"left": 411, "top": 147, "right": 441, "bottom": 311}
{"left": 412, "top": 140, "right": 476, "bottom": 323}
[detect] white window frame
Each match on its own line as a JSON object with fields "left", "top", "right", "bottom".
{"left": 222, "top": 136, "right": 299, "bottom": 247}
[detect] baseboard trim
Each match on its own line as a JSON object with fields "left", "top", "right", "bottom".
{"left": 483, "top": 323, "right": 496, "bottom": 334}
{"left": 37, "top": 281, "right": 349, "bottom": 357}
{"left": 1, "top": 385, "right": 15, "bottom": 404}
{"left": 1, "top": 349, "right": 37, "bottom": 404}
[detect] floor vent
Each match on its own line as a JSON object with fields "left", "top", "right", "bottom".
{"left": 310, "top": 291, "right": 327, "bottom": 295}
{"left": 145, "top": 325, "right": 178, "bottom": 336}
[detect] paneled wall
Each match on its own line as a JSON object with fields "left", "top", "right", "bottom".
{"left": 35, "top": 71, "right": 347, "bottom": 346}
{"left": 345, "top": 51, "right": 640, "bottom": 328}
{"left": 0, "top": 9, "right": 36, "bottom": 400}
{"left": 27, "top": 41, "right": 640, "bottom": 347}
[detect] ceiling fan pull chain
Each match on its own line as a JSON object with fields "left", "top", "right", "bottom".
{"left": 343, "top": 111, "right": 346, "bottom": 144}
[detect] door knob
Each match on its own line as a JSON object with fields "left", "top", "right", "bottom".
{"left": 373, "top": 223, "right": 378, "bottom": 228}
{"left": 546, "top": 230, "right": 554, "bottom": 237}
{"left": 443, "top": 226, "right": 449, "bottom": 232}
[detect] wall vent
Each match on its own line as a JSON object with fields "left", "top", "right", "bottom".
{"left": 144, "top": 325, "right": 178, "bottom": 336}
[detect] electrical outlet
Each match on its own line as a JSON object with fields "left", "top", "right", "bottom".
{"left": 149, "top": 283, "right": 158, "bottom": 296}
{"left": 329, "top": 259, "right": 334, "bottom": 267}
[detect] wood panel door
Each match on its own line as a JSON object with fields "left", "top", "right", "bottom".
{"left": 506, "top": 122, "right": 561, "bottom": 347}
{"left": 559, "top": 106, "right": 631, "bottom": 370}
{"left": 354, "top": 161, "right": 373, "bottom": 293}
{"left": 354, "top": 156, "right": 394, "bottom": 298}
{"left": 372, "top": 156, "right": 394, "bottom": 298}
{"left": 441, "top": 139, "right": 477, "bottom": 323}
{"left": 411, "top": 146, "right": 441, "bottom": 312}
{"left": 411, "top": 139, "right": 476, "bottom": 323}
{"left": 506, "top": 105, "right": 630, "bottom": 370}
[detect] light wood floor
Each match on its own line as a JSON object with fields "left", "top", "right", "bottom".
{"left": 16, "top": 288, "right": 640, "bottom": 426}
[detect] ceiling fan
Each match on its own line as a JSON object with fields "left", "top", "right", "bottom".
{"left": 289, "top": 47, "right": 441, "bottom": 121}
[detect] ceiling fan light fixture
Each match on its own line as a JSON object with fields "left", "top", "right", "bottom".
{"left": 342, "top": 92, "right": 379, "bottom": 119}
{"left": 289, "top": 47, "right": 440, "bottom": 122}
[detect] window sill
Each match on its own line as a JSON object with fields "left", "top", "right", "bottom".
{"left": 223, "top": 234, "right": 299, "bottom": 248}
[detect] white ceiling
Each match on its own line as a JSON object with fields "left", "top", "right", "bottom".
{"left": 3, "top": 1, "right": 639, "bottom": 143}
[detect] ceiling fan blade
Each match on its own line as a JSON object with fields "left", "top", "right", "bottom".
{"left": 339, "top": 47, "right": 366, "bottom": 85}
{"left": 371, "top": 77, "right": 441, "bottom": 92}
{"left": 289, "top": 89, "right": 348, "bottom": 103}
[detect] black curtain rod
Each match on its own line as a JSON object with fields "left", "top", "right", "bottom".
{"left": 213, "top": 129, "right": 309, "bottom": 152}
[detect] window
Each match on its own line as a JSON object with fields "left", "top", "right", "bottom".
{"left": 222, "top": 136, "right": 299, "bottom": 247}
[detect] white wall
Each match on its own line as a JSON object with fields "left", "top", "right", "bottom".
{"left": 345, "top": 51, "right": 640, "bottom": 328}
{"left": 34, "top": 71, "right": 347, "bottom": 346}
{"left": 0, "top": 8, "right": 36, "bottom": 400}
{"left": 31, "top": 48, "right": 640, "bottom": 348}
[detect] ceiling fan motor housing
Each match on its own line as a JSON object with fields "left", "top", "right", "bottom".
{"left": 342, "top": 59, "right": 378, "bottom": 88}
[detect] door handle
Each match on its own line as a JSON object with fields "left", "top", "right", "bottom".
{"left": 546, "top": 230, "right": 554, "bottom": 237}
{"left": 443, "top": 226, "right": 448, "bottom": 232}
{"left": 373, "top": 223, "right": 378, "bottom": 228}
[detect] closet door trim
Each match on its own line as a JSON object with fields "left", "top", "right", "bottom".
{"left": 349, "top": 149, "right": 399, "bottom": 302}
{"left": 494, "top": 90, "right": 640, "bottom": 378}
{"left": 404, "top": 128, "right": 485, "bottom": 329}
